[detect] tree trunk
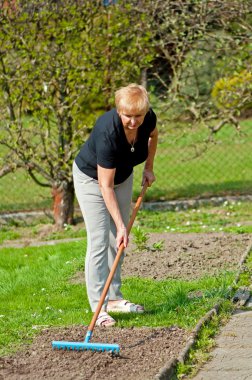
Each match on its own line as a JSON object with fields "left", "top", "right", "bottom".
{"left": 52, "top": 181, "right": 74, "bottom": 228}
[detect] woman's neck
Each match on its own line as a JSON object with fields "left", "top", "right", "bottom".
{"left": 124, "top": 128, "right": 138, "bottom": 144}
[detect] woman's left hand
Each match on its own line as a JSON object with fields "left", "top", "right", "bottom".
{"left": 142, "top": 169, "right": 156, "bottom": 187}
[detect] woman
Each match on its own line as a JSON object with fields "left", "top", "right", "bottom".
{"left": 73, "top": 83, "right": 158, "bottom": 327}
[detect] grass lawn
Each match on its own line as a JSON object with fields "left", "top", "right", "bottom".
{"left": 0, "top": 119, "right": 251, "bottom": 210}
{"left": 134, "top": 118, "right": 252, "bottom": 201}
{"left": 137, "top": 199, "right": 252, "bottom": 234}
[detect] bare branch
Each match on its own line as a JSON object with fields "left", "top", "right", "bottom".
{"left": 0, "top": 163, "right": 21, "bottom": 178}
{"left": 27, "top": 169, "right": 51, "bottom": 188}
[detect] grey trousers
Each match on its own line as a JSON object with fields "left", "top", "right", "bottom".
{"left": 73, "top": 161, "right": 133, "bottom": 311}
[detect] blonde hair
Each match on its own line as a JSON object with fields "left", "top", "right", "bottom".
{"left": 115, "top": 83, "right": 150, "bottom": 114}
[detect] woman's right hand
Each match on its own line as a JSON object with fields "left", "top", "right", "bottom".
{"left": 116, "top": 225, "right": 128, "bottom": 249}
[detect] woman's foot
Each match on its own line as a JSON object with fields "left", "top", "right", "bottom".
{"left": 107, "top": 299, "right": 145, "bottom": 313}
{"left": 95, "top": 311, "right": 116, "bottom": 327}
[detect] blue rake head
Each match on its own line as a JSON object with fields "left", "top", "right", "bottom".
{"left": 52, "top": 340, "right": 120, "bottom": 353}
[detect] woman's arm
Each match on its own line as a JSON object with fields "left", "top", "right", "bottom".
{"left": 97, "top": 165, "right": 128, "bottom": 248}
{"left": 142, "top": 126, "right": 158, "bottom": 186}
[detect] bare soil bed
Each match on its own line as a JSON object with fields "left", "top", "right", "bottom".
{"left": 0, "top": 232, "right": 251, "bottom": 380}
{"left": 122, "top": 232, "right": 251, "bottom": 280}
{"left": 0, "top": 326, "right": 189, "bottom": 380}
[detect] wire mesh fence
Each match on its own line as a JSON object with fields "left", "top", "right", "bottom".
{"left": 0, "top": 120, "right": 251, "bottom": 213}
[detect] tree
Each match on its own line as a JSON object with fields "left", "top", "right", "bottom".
{"left": 0, "top": 0, "right": 153, "bottom": 227}
{"left": 138, "top": 0, "right": 252, "bottom": 134}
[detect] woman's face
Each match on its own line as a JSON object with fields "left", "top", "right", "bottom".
{"left": 119, "top": 109, "right": 146, "bottom": 131}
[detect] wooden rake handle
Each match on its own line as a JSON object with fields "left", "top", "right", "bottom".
{"left": 88, "top": 182, "right": 148, "bottom": 332}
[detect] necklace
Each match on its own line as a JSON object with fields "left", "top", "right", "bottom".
{"left": 130, "top": 136, "right": 136, "bottom": 152}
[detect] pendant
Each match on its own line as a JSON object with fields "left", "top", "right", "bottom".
{"left": 131, "top": 146, "right": 135, "bottom": 152}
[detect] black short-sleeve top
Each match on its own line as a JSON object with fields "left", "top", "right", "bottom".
{"left": 75, "top": 107, "right": 157, "bottom": 185}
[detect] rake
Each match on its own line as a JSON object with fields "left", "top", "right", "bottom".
{"left": 52, "top": 183, "right": 148, "bottom": 353}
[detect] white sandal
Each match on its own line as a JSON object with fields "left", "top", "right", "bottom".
{"left": 107, "top": 300, "right": 145, "bottom": 314}
{"left": 95, "top": 312, "right": 116, "bottom": 327}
